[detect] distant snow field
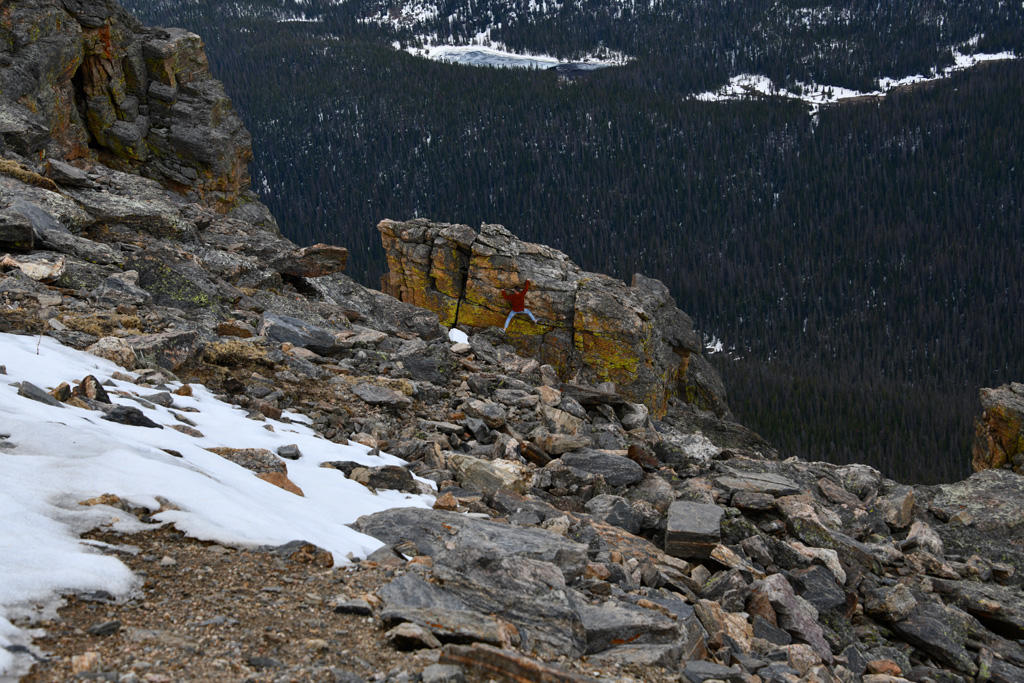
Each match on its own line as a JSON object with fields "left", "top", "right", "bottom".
{"left": 695, "top": 42, "right": 1017, "bottom": 113}
{"left": 0, "top": 332, "right": 434, "bottom": 678}
{"left": 402, "top": 42, "right": 628, "bottom": 70}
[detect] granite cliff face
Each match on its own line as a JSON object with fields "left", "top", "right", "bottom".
{"left": 379, "top": 219, "right": 728, "bottom": 419}
{"left": 1, "top": 0, "right": 251, "bottom": 210}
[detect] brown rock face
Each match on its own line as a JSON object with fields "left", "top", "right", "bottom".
{"left": 972, "top": 383, "right": 1024, "bottom": 474}
{"left": 378, "top": 218, "right": 726, "bottom": 418}
{"left": 0, "top": 0, "right": 252, "bottom": 210}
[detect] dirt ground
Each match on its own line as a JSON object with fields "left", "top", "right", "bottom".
{"left": 18, "top": 526, "right": 665, "bottom": 683}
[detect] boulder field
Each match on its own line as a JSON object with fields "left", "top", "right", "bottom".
{"left": 4, "top": 1, "right": 1024, "bottom": 682}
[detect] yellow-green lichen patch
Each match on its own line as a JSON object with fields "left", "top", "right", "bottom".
{"left": 203, "top": 339, "right": 268, "bottom": 366}
{"left": 63, "top": 313, "right": 142, "bottom": 337}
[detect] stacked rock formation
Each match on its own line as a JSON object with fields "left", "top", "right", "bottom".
{"left": 1, "top": 0, "right": 252, "bottom": 209}
{"left": 379, "top": 219, "right": 728, "bottom": 419}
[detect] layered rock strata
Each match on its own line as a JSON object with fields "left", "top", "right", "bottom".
{"left": 378, "top": 219, "right": 727, "bottom": 419}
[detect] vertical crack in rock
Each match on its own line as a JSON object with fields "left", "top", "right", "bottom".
{"left": 450, "top": 243, "right": 472, "bottom": 328}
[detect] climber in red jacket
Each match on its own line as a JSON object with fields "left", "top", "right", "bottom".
{"left": 501, "top": 279, "right": 537, "bottom": 331}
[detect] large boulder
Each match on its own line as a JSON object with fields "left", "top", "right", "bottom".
{"left": 972, "top": 383, "right": 1024, "bottom": 474}
{"left": 924, "top": 469, "right": 1024, "bottom": 581}
{"left": 378, "top": 219, "right": 726, "bottom": 419}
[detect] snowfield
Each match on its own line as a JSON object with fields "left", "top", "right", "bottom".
{"left": 0, "top": 332, "right": 434, "bottom": 678}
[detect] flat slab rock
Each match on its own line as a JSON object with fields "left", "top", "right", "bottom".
{"left": 665, "top": 500, "right": 723, "bottom": 560}
{"left": 379, "top": 556, "right": 584, "bottom": 658}
{"left": 560, "top": 449, "right": 644, "bottom": 487}
{"left": 585, "top": 643, "right": 682, "bottom": 669}
{"left": 927, "top": 470, "right": 1024, "bottom": 575}
{"left": 439, "top": 643, "right": 602, "bottom": 683}
{"left": 576, "top": 599, "right": 680, "bottom": 654}
{"left": 713, "top": 467, "right": 802, "bottom": 497}
{"left": 680, "top": 660, "right": 747, "bottom": 683}
{"left": 351, "top": 508, "right": 588, "bottom": 579}
{"left": 351, "top": 383, "right": 412, "bottom": 408}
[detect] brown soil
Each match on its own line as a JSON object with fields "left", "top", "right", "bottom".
{"left": 20, "top": 526, "right": 666, "bottom": 683}
{"left": 21, "top": 526, "right": 427, "bottom": 683}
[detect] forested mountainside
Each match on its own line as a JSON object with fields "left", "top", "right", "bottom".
{"left": 121, "top": 0, "right": 1024, "bottom": 484}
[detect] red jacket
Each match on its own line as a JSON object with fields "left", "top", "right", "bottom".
{"left": 501, "top": 279, "right": 530, "bottom": 312}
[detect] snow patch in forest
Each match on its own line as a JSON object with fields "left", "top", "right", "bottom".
{"left": 694, "top": 41, "right": 1017, "bottom": 112}
{"left": 403, "top": 41, "right": 629, "bottom": 71}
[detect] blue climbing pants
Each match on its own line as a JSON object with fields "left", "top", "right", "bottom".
{"left": 503, "top": 308, "right": 537, "bottom": 330}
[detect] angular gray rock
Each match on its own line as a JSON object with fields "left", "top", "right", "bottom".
{"left": 925, "top": 470, "right": 1024, "bottom": 578}
{"left": 888, "top": 601, "right": 979, "bottom": 676}
{"left": 680, "top": 660, "right": 746, "bottom": 683}
{"left": 714, "top": 468, "right": 802, "bottom": 497}
{"left": 351, "top": 508, "right": 588, "bottom": 579}
{"left": 102, "top": 405, "right": 162, "bottom": 429}
{"left": 665, "top": 501, "right": 723, "bottom": 560}
{"left": 585, "top": 643, "right": 682, "bottom": 669}
{"left": 16, "top": 381, "right": 64, "bottom": 408}
{"left": 259, "top": 312, "right": 340, "bottom": 355}
{"left": 429, "top": 549, "right": 586, "bottom": 658}
{"left": 576, "top": 600, "right": 680, "bottom": 654}
{"left": 560, "top": 450, "right": 644, "bottom": 487}
{"left": 758, "top": 573, "right": 833, "bottom": 662}
{"left": 584, "top": 494, "right": 643, "bottom": 535}
{"left": 123, "top": 330, "right": 202, "bottom": 371}
{"left": 351, "top": 384, "right": 412, "bottom": 408}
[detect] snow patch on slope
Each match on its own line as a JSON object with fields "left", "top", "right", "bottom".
{"left": 0, "top": 332, "right": 433, "bottom": 678}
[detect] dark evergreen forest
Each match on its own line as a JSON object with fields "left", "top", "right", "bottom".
{"left": 123, "top": 0, "right": 1024, "bottom": 484}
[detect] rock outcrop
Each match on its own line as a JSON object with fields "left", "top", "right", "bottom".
{"left": 1, "top": 0, "right": 251, "bottom": 210}
{"left": 379, "top": 219, "right": 727, "bottom": 419}
{"left": 972, "top": 382, "right": 1024, "bottom": 474}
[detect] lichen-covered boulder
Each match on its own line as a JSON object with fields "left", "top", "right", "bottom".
{"left": 972, "top": 383, "right": 1024, "bottom": 474}
{"left": 378, "top": 218, "right": 724, "bottom": 418}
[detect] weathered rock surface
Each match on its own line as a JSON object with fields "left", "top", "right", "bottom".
{"left": 351, "top": 508, "right": 588, "bottom": 579}
{"left": 1, "top": 1, "right": 251, "bottom": 209}
{"left": 665, "top": 501, "right": 723, "bottom": 559}
{"left": 6, "top": 2, "right": 1024, "bottom": 681}
{"left": 973, "top": 382, "right": 1024, "bottom": 474}
{"left": 379, "top": 219, "right": 725, "bottom": 419}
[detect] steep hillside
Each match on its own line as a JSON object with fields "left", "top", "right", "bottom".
{"left": 5, "top": 2, "right": 1024, "bottom": 683}
{"left": 119, "top": 0, "right": 1024, "bottom": 484}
